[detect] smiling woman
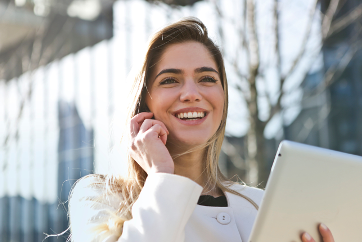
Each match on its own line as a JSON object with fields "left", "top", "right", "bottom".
{"left": 146, "top": 41, "right": 225, "bottom": 150}
{"left": 67, "top": 18, "right": 334, "bottom": 242}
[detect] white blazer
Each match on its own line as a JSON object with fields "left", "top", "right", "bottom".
{"left": 69, "top": 173, "right": 264, "bottom": 242}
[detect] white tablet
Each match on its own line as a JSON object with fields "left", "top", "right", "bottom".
{"left": 248, "top": 140, "right": 362, "bottom": 242}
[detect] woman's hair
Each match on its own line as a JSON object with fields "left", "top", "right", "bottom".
{"left": 128, "top": 16, "right": 229, "bottom": 190}
{"left": 69, "top": 17, "right": 258, "bottom": 240}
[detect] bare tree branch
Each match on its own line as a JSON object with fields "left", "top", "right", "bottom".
{"left": 245, "top": 0, "right": 261, "bottom": 125}
{"left": 273, "top": 0, "right": 281, "bottom": 79}
{"left": 265, "top": 0, "right": 339, "bottom": 126}
{"left": 322, "top": 0, "right": 341, "bottom": 39}
{"left": 314, "top": 21, "right": 362, "bottom": 94}
{"left": 260, "top": 0, "right": 282, "bottom": 124}
{"left": 323, "top": 42, "right": 362, "bottom": 87}
{"left": 232, "top": 68, "right": 250, "bottom": 98}
{"left": 326, "top": 4, "right": 362, "bottom": 38}
{"left": 213, "top": 0, "right": 362, "bottom": 185}
{"left": 295, "top": 105, "right": 330, "bottom": 143}
{"left": 282, "top": 39, "right": 361, "bottom": 101}
{"left": 246, "top": 0, "right": 260, "bottom": 75}
{"left": 212, "top": 0, "right": 251, "bottom": 101}
{"left": 242, "top": 0, "right": 250, "bottom": 73}
{"left": 262, "top": 0, "right": 319, "bottom": 126}
{"left": 257, "top": 75, "right": 273, "bottom": 120}
{"left": 264, "top": 91, "right": 282, "bottom": 125}
{"left": 282, "top": 0, "right": 318, "bottom": 81}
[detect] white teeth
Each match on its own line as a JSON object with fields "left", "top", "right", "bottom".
{"left": 177, "top": 111, "right": 206, "bottom": 119}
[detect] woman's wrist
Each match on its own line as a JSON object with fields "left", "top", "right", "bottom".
{"left": 150, "top": 166, "right": 174, "bottom": 174}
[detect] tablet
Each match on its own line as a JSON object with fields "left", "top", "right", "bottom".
{"left": 248, "top": 140, "right": 362, "bottom": 242}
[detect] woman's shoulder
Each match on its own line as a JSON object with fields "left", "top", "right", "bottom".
{"left": 69, "top": 174, "right": 124, "bottom": 242}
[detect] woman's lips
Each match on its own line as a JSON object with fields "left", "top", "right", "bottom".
{"left": 172, "top": 107, "right": 208, "bottom": 116}
{"left": 172, "top": 113, "right": 208, "bottom": 125}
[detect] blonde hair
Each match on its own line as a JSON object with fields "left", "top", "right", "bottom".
{"left": 69, "top": 17, "right": 258, "bottom": 240}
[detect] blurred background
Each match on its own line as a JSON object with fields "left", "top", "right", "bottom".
{"left": 0, "top": 0, "right": 361, "bottom": 241}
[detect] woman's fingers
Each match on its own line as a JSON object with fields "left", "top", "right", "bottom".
{"left": 129, "top": 113, "right": 169, "bottom": 149}
{"left": 146, "top": 124, "right": 168, "bottom": 145}
{"left": 139, "top": 119, "right": 169, "bottom": 135}
{"left": 128, "top": 112, "right": 173, "bottom": 174}
{"left": 130, "top": 113, "right": 169, "bottom": 140}
{"left": 302, "top": 232, "right": 315, "bottom": 242}
{"left": 129, "top": 112, "right": 154, "bottom": 138}
{"left": 319, "top": 224, "right": 335, "bottom": 242}
{"left": 301, "top": 224, "right": 335, "bottom": 242}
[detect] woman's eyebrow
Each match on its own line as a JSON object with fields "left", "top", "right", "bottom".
{"left": 155, "top": 68, "right": 183, "bottom": 79}
{"left": 154, "top": 66, "right": 219, "bottom": 81}
{"left": 195, "top": 66, "right": 219, "bottom": 74}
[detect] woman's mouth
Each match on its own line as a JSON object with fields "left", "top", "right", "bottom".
{"left": 172, "top": 111, "right": 208, "bottom": 125}
{"left": 176, "top": 111, "right": 206, "bottom": 120}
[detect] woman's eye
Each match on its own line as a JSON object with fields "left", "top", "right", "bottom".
{"left": 201, "top": 76, "right": 217, "bottom": 83}
{"left": 160, "top": 78, "right": 177, "bottom": 85}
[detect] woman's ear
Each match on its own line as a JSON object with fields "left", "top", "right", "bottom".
{"left": 142, "top": 105, "right": 154, "bottom": 119}
{"left": 145, "top": 105, "right": 150, "bottom": 112}
{"left": 140, "top": 104, "right": 150, "bottom": 113}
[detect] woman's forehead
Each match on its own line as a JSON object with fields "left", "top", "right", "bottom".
{"left": 153, "top": 41, "right": 218, "bottom": 75}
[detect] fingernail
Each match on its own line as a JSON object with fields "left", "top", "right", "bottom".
{"left": 304, "top": 232, "right": 312, "bottom": 241}
{"left": 321, "top": 223, "right": 328, "bottom": 231}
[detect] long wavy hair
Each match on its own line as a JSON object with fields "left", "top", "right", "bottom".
{"left": 69, "top": 17, "right": 258, "bottom": 241}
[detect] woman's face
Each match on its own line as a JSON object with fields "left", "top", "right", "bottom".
{"left": 145, "top": 41, "right": 224, "bottom": 148}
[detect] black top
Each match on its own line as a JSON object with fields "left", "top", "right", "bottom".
{"left": 197, "top": 195, "right": 228, "bottom": 207}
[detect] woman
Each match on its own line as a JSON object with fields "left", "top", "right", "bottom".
{"left": 69, "top": 18, "right": 335, "bottom": 242}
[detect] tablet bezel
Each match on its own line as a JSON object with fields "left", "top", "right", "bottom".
{"left": 248, "top": 140, "right": 362, "bottom": 242}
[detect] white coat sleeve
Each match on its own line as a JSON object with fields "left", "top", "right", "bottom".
{"left": 69, "top": 173, "right": 202, "bottom": 242}
{"left": 119, "top": 173, "right": 203, "bottom": 242}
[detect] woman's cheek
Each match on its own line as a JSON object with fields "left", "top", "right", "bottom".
{"left": 214, "top": 91, "right": 225, "bottom": 114}
{"left": 153, "top": 101, "right": 172, "bottom": 121}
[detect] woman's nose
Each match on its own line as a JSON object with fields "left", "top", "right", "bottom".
{"left": 179, "top": 80, "right": 202, "bottom": 102}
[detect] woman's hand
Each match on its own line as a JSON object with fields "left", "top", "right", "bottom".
{"left": 302, "top": 224, "right": 335, "bottom": 242}
{"left": 129, "top": 112, "right": 174, "bottom": 174}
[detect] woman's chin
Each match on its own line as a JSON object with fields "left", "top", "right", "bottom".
{"left": 167, "top": 135, "right": 210, "bottom": 149}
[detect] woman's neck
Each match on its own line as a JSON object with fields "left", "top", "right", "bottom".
{"left": 172, "top": 149, "right": 205, "bottom": 186}
{"left": 170, "top": 147, "right": 224, "bottom": 197}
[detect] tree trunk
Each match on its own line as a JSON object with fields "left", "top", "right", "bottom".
{"left": 246, "top": 118, "right": 268, "bottom": 188}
